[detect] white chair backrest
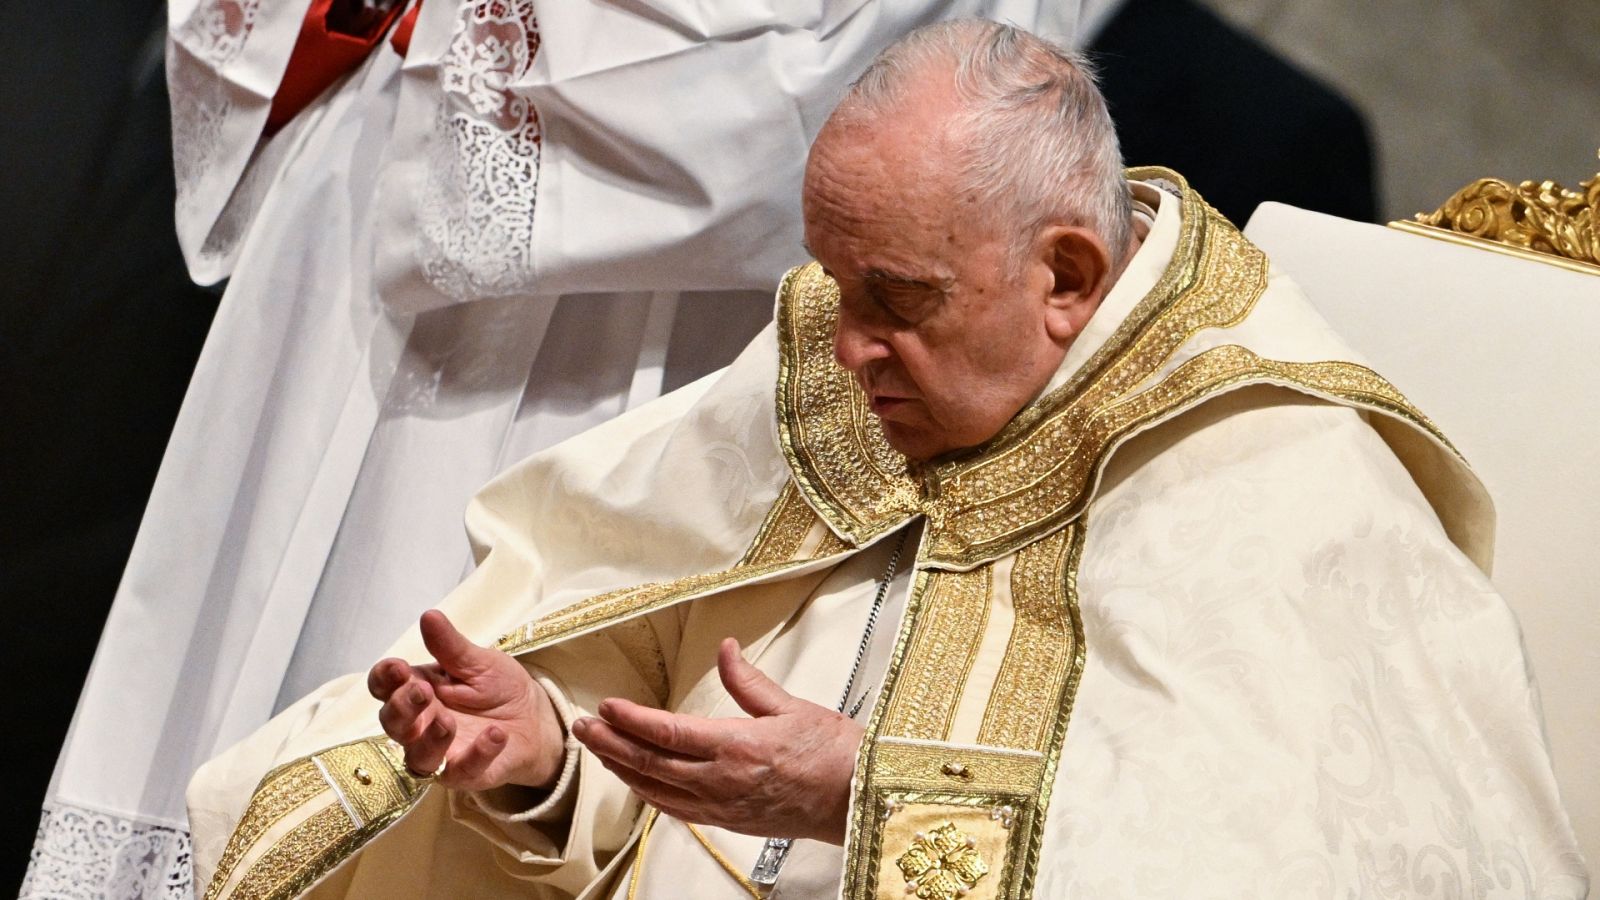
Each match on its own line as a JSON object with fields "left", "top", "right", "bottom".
{"left": 1245, "top": 202, "right": 1600, "bottom": 870}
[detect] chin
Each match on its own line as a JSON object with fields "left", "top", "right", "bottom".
{"left": 877, "top": 419, "right": 946, "bottom": 463}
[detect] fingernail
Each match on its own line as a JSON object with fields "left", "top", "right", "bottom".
{"left": 410, "top": 688, "right": 426, "bottom": 706}
{"left": 571, "top": 718, "right": 591, "bottom": 736}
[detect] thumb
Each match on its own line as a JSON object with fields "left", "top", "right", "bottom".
{"left": 718, "top": 637, "right": 793, "bottom": 718}
{"left": 419, "top": 610, "right": 492, "bottom": 678}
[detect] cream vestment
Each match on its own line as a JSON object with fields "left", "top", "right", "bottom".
{"left": 187, "top": 171, "right": 1588, "bottom": 900}
{"left": 31, "top": 2, "right": 1079, "bottom": 896}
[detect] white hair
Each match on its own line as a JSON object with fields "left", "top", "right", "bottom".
{"left": 843, "top": 19, "right": 1133, "bottom": 269}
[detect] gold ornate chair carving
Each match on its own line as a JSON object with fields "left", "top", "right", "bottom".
{"left": 1391, "top": 152, "right": 1600, "bottom": 276}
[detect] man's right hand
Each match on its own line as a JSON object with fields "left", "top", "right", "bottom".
{"left": 368, "top": 610, "right": 566, "bottom": 791}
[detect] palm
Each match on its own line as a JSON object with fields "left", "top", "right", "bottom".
{"left": 369, "top": 611, "right": 565, "bottom": 792}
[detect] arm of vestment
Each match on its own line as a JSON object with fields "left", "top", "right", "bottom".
{"left": 1047, "top": 389, "right": 1587, "bottom": 895}
{"left": 187, "top": 326, "right": 789, "bottom": 897}
{"left": 368, "top": 0, "right": 1081, "bottom": 311}
{"left": 168, "top": 0, "right": 316, "bottom": 280}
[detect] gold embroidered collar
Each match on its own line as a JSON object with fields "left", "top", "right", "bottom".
{"left": 776, "top": 167, "right": 1271, "bottom": 569}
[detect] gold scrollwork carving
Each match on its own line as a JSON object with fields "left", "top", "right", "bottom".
{"left": 1393, "top": 152, "right": 1600, "bottom": 276}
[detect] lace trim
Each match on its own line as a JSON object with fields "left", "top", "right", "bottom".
{"left": 174, "top": 0, "right": 263, "bottom": 67}
{"left": 168, "top": 0, "right": 265, "bottom": 270}
{"left": 22, "top": 804, "right": 195, "bottom": 900}
{"left": 419, "top": 0, "right": 544, "bottom": 300}
{"left": 169, "top": 41, "right": 232, "bottom": 241}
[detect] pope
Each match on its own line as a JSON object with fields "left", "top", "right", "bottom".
{"left": 189, "top": 19, "right": 1587, "bottom": 900}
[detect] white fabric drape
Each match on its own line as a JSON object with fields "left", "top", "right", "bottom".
{"left": 24, "top": 1, "right": 1082, "bottom": 897}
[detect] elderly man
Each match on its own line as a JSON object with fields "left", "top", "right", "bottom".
{"left": 187, "top": 20, "right": 1586, "bottom": 900}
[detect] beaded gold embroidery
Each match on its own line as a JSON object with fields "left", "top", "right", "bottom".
{"left": 495, "top": 558, "right": 806, "bottom": 656}
{"left": 977, "top": 530, "right": 1075, "bottom": 750}
{"left": 207, "top": 738, "right": 428, "bottom": 900}
{"left": 738, "top": 481, "right": 818, "bottom": 567}
{"left": 897, "top": 822, "right": 990, "bottom": 900}
{"left": 498, "top": 478, "right": 853, "bottom": 657}
{"left": 203, "top": 761, "right": 327, "bottom": 900}
{"left": 775, "top": 172, "right": 1287, "bottom": 569}
{"left": 878, "top": 568, "right": 993, "bottom": 741}
{"left": 225, "top": 805, "right": 350, "bottom": 900}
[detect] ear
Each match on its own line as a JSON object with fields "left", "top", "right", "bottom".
{"left": 1038, "top": 225, "right": 1115, "bottom": 344}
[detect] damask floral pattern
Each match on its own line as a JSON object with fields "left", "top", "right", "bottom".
{"left": 1036, "top": 397, "right": 1586, "bottom": 898}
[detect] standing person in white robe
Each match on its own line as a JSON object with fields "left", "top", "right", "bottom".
{"left": 23, "top": 3, "right": 1081, "bottom": 898}
{"left": 188, "top": 21, "right": 1586, "bottom": 900}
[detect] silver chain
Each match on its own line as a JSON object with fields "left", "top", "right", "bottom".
{"left": 835, "top": 529, "right": 908, "bottom": 718}
{"left": 750, "top": 528, "right": 910, "bottom": 888}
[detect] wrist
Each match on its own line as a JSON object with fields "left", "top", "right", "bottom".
{"left": 515, "top": 682, "right": 569, "bottom": 790}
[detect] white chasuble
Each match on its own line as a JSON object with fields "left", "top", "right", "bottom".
{"left": 185, "top": 171, "right": 1586, "bottom": 900}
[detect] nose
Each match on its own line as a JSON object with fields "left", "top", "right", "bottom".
{"left": 832, "top": 301, "right": 892, "bottom": 373}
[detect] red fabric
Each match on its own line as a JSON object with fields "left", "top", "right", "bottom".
{"left": 389, "top": 3, "right": 421, "bottom": 57}
{"left": 265, "top": 0, "right": 413, "bottom": 136}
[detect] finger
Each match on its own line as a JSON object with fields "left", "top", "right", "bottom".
{"left": 718, "top": 638, "right": 793, "bottom": 718}
{"left": 367, "top": 658, "right": 412, "bottom": 702}
{"left": 405, "top": 708, "right": 455, "bottom": 778}
{"left": 574, "top": 717, "right": 710, "bottom": 789}
{"left": 595, "top": 699, "right": 720, "bottom": 759}
{"left": 378, "top": 680, "right": 438, "bottom": 744}
{"left": 445, "top": 725, "right": 507, "bottom": 786}
{"left": 595, "top": 755, "right": 704, "bottom": 816}
{"left": 419, "top": 610, "right": 493, "bottom": 680}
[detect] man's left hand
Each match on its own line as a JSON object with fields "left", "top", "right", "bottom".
{"left": 571, "top": 637, "right": 863, "bottom": 845}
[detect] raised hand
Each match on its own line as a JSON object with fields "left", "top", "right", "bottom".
{"left": 367, "top": 610, "right": 565, "bottom": 791}
{"left": 571, "top": 638, "right": 864, "bottom": 844}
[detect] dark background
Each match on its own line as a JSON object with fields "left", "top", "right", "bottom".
{"left": 0, "top": 0, "right": 1377, "bottom": 892}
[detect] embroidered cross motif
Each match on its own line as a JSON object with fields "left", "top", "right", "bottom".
{"left": 895, "top": 822, "right": 989, "bottom": 899}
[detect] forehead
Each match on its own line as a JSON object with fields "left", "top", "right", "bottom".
{"left": 802, "top": 119, "right": 964, "bottom": 265}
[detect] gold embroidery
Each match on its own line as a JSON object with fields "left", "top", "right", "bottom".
{"left": 207, "top": 739, "right": 429, "bottom": 900}
{"left": 878, "top": 567, "right": 993, "bottom": 741}
{"left": 871, "top": 799, "right": 1021, "bottom": 900}
{"left": 977, "top": 530, "right": 1075, "bottom": 750}
{"left": 1015, "top": 523, "right": 1088, "bottom": 900}
{"left": 896, "top": 822, "right": 990, "bottom": 900}
{"left": 925, "top": 216, "right": 1268, "bottom": 564}
{"left": 226, "top": 805, "right": 349, "bottom": 900}
{"left": 1096, "top": 346, "right": 1451, "bottom": 458}
{"left": 738, "top": 481, "right": 817, "bottom": 567}
{"left": 319, "top": 739, "right": 426, "bottom": 826}
{"left": 871, "top": 741, "right": 1046, "bottom": 796}
{"left": 812, "top": 527, "right": 852, "bottom": 558}
{"left": 498, "top": 478, "right": 851, "bottom": 658}
{"left": 842, "top": 521, "right": 1086, "bottom": 900}
{"left": 773, "top": 171, "right": 1315, "bottom": 570}
{"left": 495, "top": 558, "right": 806, "bottom": 656}
{"left": 204, "top": 761, "right": 327, "bottom": 900}
{"left": 775, "top": 263, "right": 922, "bottom": 545}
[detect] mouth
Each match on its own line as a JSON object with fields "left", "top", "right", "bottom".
{"left": 868, "top": 395, "right": 911, "bottom": 417}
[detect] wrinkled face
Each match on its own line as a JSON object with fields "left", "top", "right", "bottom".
{"left": 802, "top": 113, "right": 1073, "bottom": 461}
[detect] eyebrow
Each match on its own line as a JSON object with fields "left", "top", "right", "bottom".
{"left": 864, "top": 268, "right": 954, "bottom": 294}
{"left": 800, "top": 242, "right": 954, "bottom": 294}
